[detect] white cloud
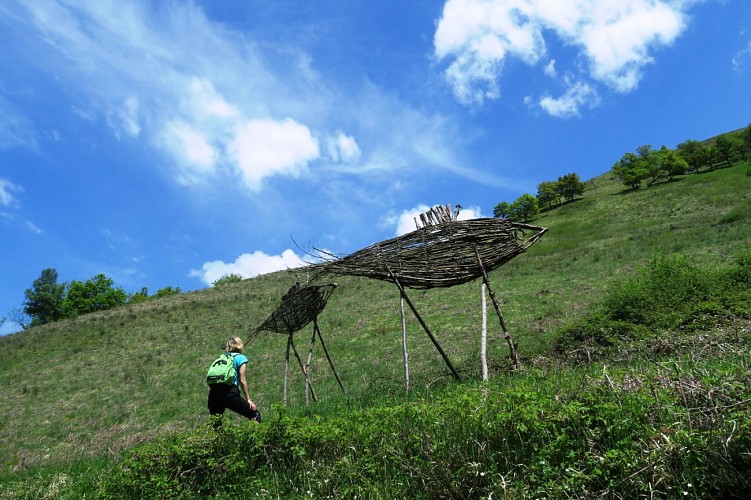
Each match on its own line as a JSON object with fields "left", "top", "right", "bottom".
{"left": 189, "top": 78, "right": 240, "bottom": 119}
{"left": 161, "top": 119, "right": 217, "bottom": 183}
{"left": 0, "top": 179, "right": 22, "bottom": 207}
{"left": 0, "top": 97, "right": 37, "bottom": 150}
{"left": 108, "top": 96, "right": 141, "bottom": 138}
{"left": 190, "top": 249, "right": 308, "bottom": 285}
{"left": 537, "top": 80, "right": 600, "bottom": 118}
{"left": 327, "top": 132, "right": 361, "bottom": 163}
{"left": 25, "top": 221, "right": 43, "bottom": 234}
{"left": 732, "top": 41, "right": 751, "bottom": 72}
{"left": 434, "top": 0, "right": 689, "bottom": 112}
{"left": 229, "top": 118, "right": 320, "bottom": 191}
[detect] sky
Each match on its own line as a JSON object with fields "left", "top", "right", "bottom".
{"left": 1, "top": 0, "right": 750, "bottom": 335}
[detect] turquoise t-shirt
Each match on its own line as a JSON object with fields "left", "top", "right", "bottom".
{"left": 229, "top": 352, "right": 248, "bottom": 387}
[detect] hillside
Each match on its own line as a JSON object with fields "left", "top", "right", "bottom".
{"left": 1, "top": 159, "right": 750, "bottom": 483}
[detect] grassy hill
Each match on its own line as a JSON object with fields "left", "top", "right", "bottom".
{"left": 1, "top": 157, "right": 750, "bottom": 497}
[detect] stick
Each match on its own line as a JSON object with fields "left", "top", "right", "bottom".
{"left": 290, "top": 336, "right": 318, "bottom": 402}
{"left": 481, "top": 282, "right": 488, "bottom": 381}
{"left": 474, "top": 244, "right": 519, "bottom": 368}
{"left": 315, "top": 320, "right": 345, "bottom": 393}
{"left": 284, "top": 334, "right": 291, "bottom": 405}
{"left": 387, "top": 265, "right": 460, "bottom": 380}
{"left": 305, "top": 324, "right": 317, "bottom": 405}
{"left": 400, "top": 296, "right": 410, "bottom": 391}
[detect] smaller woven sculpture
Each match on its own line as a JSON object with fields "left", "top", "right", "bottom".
{"left": 253, "top": 283, "right": 337, "bottom": 337}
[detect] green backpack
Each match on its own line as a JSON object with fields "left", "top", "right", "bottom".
{"left": 206, "top": 353, "right": 237, "bottom": 386}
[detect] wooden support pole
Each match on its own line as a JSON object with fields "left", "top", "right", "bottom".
{"left": 400, "top": 296, "right": 410, "bottom": 392}
{"left": 290, "top": 336, "right": 318, "bottom": 402}
{"left": 304, "top": 325, "right": 317, "bottom": 405}
{"left": 481, "top": 283, "right": 488, "bottom": 381}
{"left": 315, "top": 319, "right": 345, "bottom": 393}
{"left": 474, "top": 245, "right": 520, "bottom": 368}
{"left": 284, "top": 333, "right": 292, "bottom": 406}
{"left": 387, "top": 266, "right": 460, "bottom": 380}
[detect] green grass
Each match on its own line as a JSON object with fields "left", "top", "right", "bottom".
{"left": 1, "top": 161, "right": 750, "bottom": 497}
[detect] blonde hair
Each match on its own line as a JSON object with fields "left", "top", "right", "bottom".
{"left": 225, "top": 336, "right": 244, "bottom": 353}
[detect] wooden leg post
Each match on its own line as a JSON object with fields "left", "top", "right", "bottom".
{"left": 474, "top": 245, "right": 520, "bottom": 368}
{"left": 315, "top": 319, "right": 345, "bottom": 393}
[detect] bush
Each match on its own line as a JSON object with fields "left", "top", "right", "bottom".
{"left": 553, "top": 313, "right": 646, "bottom": 356}
{"left": 601, "top": 254, "right": 713, "bottom": 329}
{"left": 213, "top": 274, "right": 244, "bottom": 287}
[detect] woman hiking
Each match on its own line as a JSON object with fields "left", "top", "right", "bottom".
{"left": 208, "top": 336, "right": 261, "bottom": 423}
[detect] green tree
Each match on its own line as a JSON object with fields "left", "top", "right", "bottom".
{"left": 493, "top": 201, "right": 511, "bottom": 218}
{"left": 213, "top": 273, "right": 244, "bottom": 287}
{"left": 612, "top": 152, "right": 647, "bottom": 189}
{"left": 636, "top": 145, "right": 663, "bottom": 186}
{"left": 676, "top": 139, "right": 709, "bottom": 173}
{"left": 742, "top": 124, "right": 751, "bottom": 155}
{"left": 23, "top": 268, "right": 67, "bottom": 326}
{"left": 714, "top": 134, "right": 741, "bottom": 167}
{"left": 536, "top": 181, "right": 559, "bottom": 210}
{"left": 556, "top": 172, "right": 584, "bottom": 202}
{"left": 658, "top": 146, "right": 688, "bottom": 181}
{"left": 63, "top": 274, "right": 127, "bottom": 316}
{"left": 509, "top": 193, "right": 539, "bottom": 222}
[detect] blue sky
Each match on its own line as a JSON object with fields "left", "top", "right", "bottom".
{"left": 1, "top": 0, "right": 750, "bottom": 334}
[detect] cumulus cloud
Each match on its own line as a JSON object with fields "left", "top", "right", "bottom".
{"left": 190, "top": 249, "right": 308, "bottom": 285}
{"left": 229, "top": 118, "right": 320, "bottom": 191}
{"left": 434, "top": 0, "right": 688, "bottom": 114}
{"left": 537, "top": 81, "right": 600, "bottom": 118}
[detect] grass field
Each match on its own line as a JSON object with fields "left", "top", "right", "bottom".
{"left": 1, "top": 159, "right": 750, "bottom": 497}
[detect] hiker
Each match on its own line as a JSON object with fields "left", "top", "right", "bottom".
{"left": 207, "top": 336, "right": 262, "bottom": 423}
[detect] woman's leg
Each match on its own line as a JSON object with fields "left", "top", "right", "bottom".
{"left": 225, "top": 386, "right": 262, "bottom": 422}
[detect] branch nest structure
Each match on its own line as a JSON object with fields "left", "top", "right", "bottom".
{"left": 252, "top": 283, "right": 338, "bottom": 338}
{"left": 313, "top": 217, "right": 547, "bottom": 290}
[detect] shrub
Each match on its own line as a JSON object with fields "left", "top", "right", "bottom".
{"left": 212, "top": 274, "right": 244, "bottom": 287}
{"left": 601, "top": 254, "right": 712, "bottom": 329}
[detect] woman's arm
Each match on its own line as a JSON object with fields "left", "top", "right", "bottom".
{"left": 238, "top": 363, "right": 256, "bottom": 411}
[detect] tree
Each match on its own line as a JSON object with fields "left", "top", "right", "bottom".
{"left": 658, "top": 146, "right": 688, "bottom": 181}
{"left": 636, "top": 145, "right": 663, "bottom": 186}
{"left": 677, "top": 139, "right": 709, "bottom": 173}
{"left": 509, "top": 193, "right": 539, "bottom": 222}
{"left": 742, "top": 124, "right": 751, "bottom": 155}
{"left": 612, "top": 152, "right": 647, "bottom": 189}
{"left": 8, "top": 307, "right": 31, "bottom": 330}
{"left": 23, "top": 268, "right": 66, "bottom": 326}
{"left": 536, "top": 181, "right": 559, "bottom": 210}
{"left": 493, "top": 201, "right": 511, "bottom": 218}
{"left": 63, "top": 274, "right": 127, "bottom": 316}
{"left": 714, "top": 134, "right": 742, "bottom": 167}
{"left": 556, "top": 173, "right": 584, "bottom": 202}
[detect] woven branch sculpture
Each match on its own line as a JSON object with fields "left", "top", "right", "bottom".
{"left": 252, "top": 283, "right": 342, "bottom": 404}
{"left": 252, "top": 283, "right": 337, "bottom": 337}
{"left": 311, "top": 205, "right": 548, "bottom": 374}
{"left": 312, "top": 216, "right": 547, "bottom": 289}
